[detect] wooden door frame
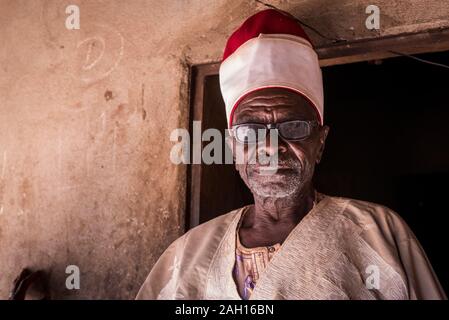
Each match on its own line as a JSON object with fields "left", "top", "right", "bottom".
{"left": 186, "top": 27, "right": 449, "bottom": 230}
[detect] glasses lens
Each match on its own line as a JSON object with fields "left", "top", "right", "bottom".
{"left": 278, "top": 121, "right": 312, "bottom": 140}
{"left": 234, "top": 124, "right": 267, "bottom": 144}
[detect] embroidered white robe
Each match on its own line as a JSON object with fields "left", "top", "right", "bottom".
{"left": 136, "top": 194, "right": 447, "bottom": 300}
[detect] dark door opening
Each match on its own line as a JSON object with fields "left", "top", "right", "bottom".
{"left": 193, "top": 73, "right": 254, "bottom": 225}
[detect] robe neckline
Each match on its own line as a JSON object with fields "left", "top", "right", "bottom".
{"left": 205, "top": 192, "right": 332, "bottom": 299}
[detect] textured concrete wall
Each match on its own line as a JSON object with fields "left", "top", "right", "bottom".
{"left": 0, "top": 0, "right": 448, "bottom": 299}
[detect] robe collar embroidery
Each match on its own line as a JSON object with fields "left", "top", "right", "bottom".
{"left": 233, "top": 190, "right": 321, "bottom": 299}
{"left": 205, "top": 191, "right": 330, "bottom": 299}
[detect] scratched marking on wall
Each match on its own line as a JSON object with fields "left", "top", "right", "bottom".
{"left": 73, "top": 24, "right": 124, "bottom": 86}
{"left": 28, "top": 5, "right": 138, "bottom": 194}
{"left": 59, "top": 23, "right": 125, "bottom": 114}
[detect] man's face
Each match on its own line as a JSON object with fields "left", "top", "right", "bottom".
{"left": 230, "top": 88, "right": 329, "bottom": 201}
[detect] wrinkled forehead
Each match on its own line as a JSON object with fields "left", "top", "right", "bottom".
{"left": 232, "top": 88, "right": 319, "bottom": 124}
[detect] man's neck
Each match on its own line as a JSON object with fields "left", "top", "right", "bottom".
{"left": 239, "top": 186, "right": 316, "bottom": 247}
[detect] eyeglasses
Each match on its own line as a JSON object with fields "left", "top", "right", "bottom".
{"left": 231, "top": 120, "right": 320, "bottom": 144}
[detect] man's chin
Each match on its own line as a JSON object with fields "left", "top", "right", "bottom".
{"left": 248, "top": 180, "right": 302, "bottom": 199}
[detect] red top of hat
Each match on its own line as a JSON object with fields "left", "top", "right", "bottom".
{"left": 222, "top": 9, "right": 312, "bottom": 60}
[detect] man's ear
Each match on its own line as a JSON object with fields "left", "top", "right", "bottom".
{"left": 315, "top": 125, "right": 329, "bottom": 164}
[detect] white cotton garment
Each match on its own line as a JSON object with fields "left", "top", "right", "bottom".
{"left": 136, "top": 194, "right": 447, "bottom": 300}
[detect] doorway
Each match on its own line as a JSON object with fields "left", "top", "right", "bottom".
{"left": 187, "top": 34, "right": 449, "bottom": 293}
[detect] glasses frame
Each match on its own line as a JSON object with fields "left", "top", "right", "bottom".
{"left": 230, "top": 120, "right": 320, "bottom": 144}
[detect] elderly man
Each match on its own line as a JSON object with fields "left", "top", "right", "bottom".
{"left": 136, "top": 9, "right": 446, "bottom": 300}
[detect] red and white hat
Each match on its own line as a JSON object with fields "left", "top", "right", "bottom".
{"left": 219, "top": 9, "right": 323, "bottom": 127}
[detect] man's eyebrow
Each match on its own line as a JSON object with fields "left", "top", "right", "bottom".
{"left": 234, "top": 107, "right": 316, "bottom": 123}
{"left": 233, "top": 113, "right": 262, "bottom": 124}
{"left": 237, "top": 102, "right": 298, "bottom": 113}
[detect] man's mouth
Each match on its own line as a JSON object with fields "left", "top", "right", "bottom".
{"left": 253, "top": 165, "right": 296, "bottom": 175}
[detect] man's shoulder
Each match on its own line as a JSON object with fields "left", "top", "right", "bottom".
{"left": 156, "top": 206, "right": 246, "bottom": 264}
{"left": 181, "top": 206, "right": 247, "bottom": 241}
{"left": 328, "top": 194, "right": 395, "bottom": 215}
{"left": 323, "top": 193, "right": 412, "bottom": 240}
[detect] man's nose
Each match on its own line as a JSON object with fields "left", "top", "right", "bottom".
{"left": 257, "top": 130, "right": 288, "bottom": 156}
